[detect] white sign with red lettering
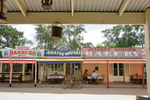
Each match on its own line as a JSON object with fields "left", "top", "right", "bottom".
{"left": 2, "top": 49, "right": 43, "bottom": 58}
{"left": 16, "top": 46, "right": 30, "bottom": 50}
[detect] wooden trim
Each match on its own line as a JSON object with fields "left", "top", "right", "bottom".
{"left": 7, "top": 12, "right": 145, "bottom": 24}
{"left": 15, "top": 0, "right": 27, "bottom": 17}
{"left": 118, "top": 0, "right": 130, "bottom": 17}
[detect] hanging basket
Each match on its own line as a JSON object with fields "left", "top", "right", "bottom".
{"left": 51, "top": 26, "right": 63, "bottom": 39}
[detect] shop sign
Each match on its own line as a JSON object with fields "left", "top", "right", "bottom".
{"left": 16, "top": 46, "right": 30, "bottom": 50}
{"left": 82, "top": 47, "right": 142, "bottom": 59}
{"left": 44, "top": 46, "right": 81, "bottom": 57}
{"left": 2, "top": 48, "right": 43, "bottom": 58}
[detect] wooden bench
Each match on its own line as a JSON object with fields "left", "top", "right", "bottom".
{"left": 0, "top": 73, "right": 22, "bottom": 83}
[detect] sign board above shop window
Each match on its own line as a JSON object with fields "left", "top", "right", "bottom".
{"left": 2, "top": 46, "right": 43, "bottom": 58}
{"left": 82, "top": 47, "right": 142, "bottom": 59}
{"left": 44, "top": 46, "right": 81, "bottom": 57}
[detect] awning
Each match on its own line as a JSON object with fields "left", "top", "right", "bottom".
{"left": 37, "top": 61, "right": 83, "bottom": 64}
{"left": 0, "top": 61, "right": 9, "bottom": 63}
{"left": 83, "top": 59, "right": 146, "bottom": 64}
{"left": 12, "top": 61, "right": 35, "bottom": 64}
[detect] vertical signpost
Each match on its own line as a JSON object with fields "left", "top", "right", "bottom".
{"left": 9, "top": 58, "right": 13, "bottom": 87}
{"left": 34, "top": 58, "right": 37, "bottom": 87}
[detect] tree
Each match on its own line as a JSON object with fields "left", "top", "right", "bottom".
{"left": 96, "top": 43, "right": 104, "bottom": 47}
{"left": 101, "top": 25, "right": 144, "bottom": 47}
{"left": 0, "top": 25, "right": 28, "bottom": 48}
{"left": 63, "top": 25, "right": 86, "bottom": 50}
{"left": 82, "top": 42, "right": 94, "bottom": 47}
{"left": 35, "top": 25, "right": 86, "bottom": 50}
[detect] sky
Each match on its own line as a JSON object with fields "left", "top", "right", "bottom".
{"left": 12, "top": 25, "right": 115, "bottom": 47}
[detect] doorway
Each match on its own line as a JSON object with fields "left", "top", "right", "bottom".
{"left": 113, "top": 63, "right": 124, "bottom": 82}
{"left": 66, "top": 63, "right": 71, "bottom": 77}
{"left": 65, "top": 63, "right": 82, "bottom": 80}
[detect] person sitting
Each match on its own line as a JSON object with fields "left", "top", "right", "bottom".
{"left": 83, "top": 69, "right": 88, "bottom": 84}
{"left": 91, "top": 70, "right": 99, "bottom": 84}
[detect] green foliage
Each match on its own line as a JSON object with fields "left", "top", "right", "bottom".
{"left": 102, "top": 25, "right": 144, "bottom": 47}
{"left": 35, "top": 25, "right": 86, "bottom": 50}
{"left": 82, "top": 42, "right": 94, "bottom": 47}
{"left": 0, "top": 25, "right": 28, "bottom": 48}
{"left": 96, "top": 43, "right": 104, "bottom": 47}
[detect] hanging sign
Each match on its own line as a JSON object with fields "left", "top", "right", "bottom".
{"left": 44, "top": 46, "right": 81, "bottom": 57}
{"left": 2, "top": 46, "right": 43, "bottom": 58}
{"left": 82, "top": 47, "right": 142, "bottom": 59}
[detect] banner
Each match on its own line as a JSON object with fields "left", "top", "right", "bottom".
{"left": 44, "top": 46, "right": 81, "bottom": 57}
{"left": 2, "top": 46, "right": 43, "bottom": 58}
{"left": 82, "top": 47, "right": 142, "bottom": 59}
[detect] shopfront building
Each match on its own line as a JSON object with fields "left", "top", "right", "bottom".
{"left": 37, "top": 46, "right": 83, "bottom": 83}
{"left": 82, "top": 47, "right": 146, "bottom": 85}
{"left": 0, "top": 46, "right": 43, "bottom": 85}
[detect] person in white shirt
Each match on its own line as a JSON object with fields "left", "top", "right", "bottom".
{"left": 91, "top": 70, "right": 99, "bottom": 84}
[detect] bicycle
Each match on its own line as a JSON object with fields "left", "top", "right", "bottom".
{"left": 62, "top": 75, "right": 83, "bottom": 90}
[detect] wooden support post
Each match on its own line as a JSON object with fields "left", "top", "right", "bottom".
{"left": 9, "top": 58, "right": 13, "bottom": 87}
{"left": 34, "top": 59, "right": 37, "bottom": 87}
{"left": 144, "top": 8, "right": 150, "bottom": 97}
{"left": 22, "top": 63, "right": 25, "bottom": 81}
{"left": 142, "top": 64, "right": 145, "bottom": 88}
{"left": 71, "top": 63, "right": 73, "bottom": 77}
{"left": 107, "top": 61, "right": 109, "bottom": 88}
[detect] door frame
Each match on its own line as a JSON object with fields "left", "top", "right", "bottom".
{"left": 113, "top": 63, "right": 124, "bottom": 82}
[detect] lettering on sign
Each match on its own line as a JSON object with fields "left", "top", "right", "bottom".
{"left": 2, "top": 47, "right": 43, "bottom": 58}
{"left": 82, "top": 47, "right": 142, "bottom": 59}
{"left": 45, "top": 46, "right": 81, "bottom": 57}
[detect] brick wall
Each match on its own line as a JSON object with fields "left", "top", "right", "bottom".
{"left": 82, "top": 63, "right": 107, "bottom": 83}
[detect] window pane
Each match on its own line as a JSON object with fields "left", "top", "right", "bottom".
{"left": 119, "top": 69, "right": 123, "bottom": 76}
{"left": 13, "top": 64, "right": 22, "bottom": 72}
{"left": 119, "top": 64, "right": 124, "bottom": 76}
{"left": 119, "top": 64, "right": 123, "bottom": 68}
{"left": 113, "top": 63, "right": 118, "bottom": 76}
{"left": 114, "top": 63, "right": 117, "bottom": 68}
{"left": 2, "top": 63, "right": 10, "bottom": 72}
{"left": 114, "top": 69, "right": 118, "bottom": 76}
{"left": 74, "top": 63, "right": 81, "bottom": 75}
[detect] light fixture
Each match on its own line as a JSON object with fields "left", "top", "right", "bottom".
{"left": 41, "top": 0, "right": 53, "bottom": 10}
{"left": 0, "top": 0, "right": 6, "bottom": 24}
{"left": 51, "top": 26, "right": 63, "bottom": 39}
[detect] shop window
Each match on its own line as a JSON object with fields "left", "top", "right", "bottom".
{"left": 144, "top": 63, "right": 146, "bottom": 76}
{"left": 113, "top": 63, "right": 124, "bottom": 76}
{"left": 73, "top": 63, "right": 81, "bottom": 75}
{"left": 0, "top": 51, "right": 2, "bottom": 57}
{"left": 47, "top": 63, "right": 64, "bottom": 75}
{"left": 119, "top": 64, "right": 124, "bottom": 76}
{"left": 13, "top": 64, "right": 22, "bottom": 72}
{"left": 113, "top": 63, "right": 118, "bottom": 76}
{"left": 2, "top": 63, "right": 10, "bottom": 72}
{"left": 25, "top": 64, "right": 32, "bottom": 75}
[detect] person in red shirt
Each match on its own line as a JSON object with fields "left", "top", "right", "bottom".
{"left": 83, "top": 69, "right": 88, "bottom": 84}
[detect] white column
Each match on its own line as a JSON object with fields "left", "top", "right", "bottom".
{"left": 144, "top": 8, "right": 150, "bottom": 97}
{"left": 64, "top": 63, "right": 66, "bottom": 76}
{"left": 38, "top": 64, "right": 41, "bottom": 80}
{"left": 0, "top": 63, "right": 2, "bottom": 73}
{"left": 22, "top": 63, "right": 25, "bottom": 81}
{"left": 32, "top": 64, "right": 34, "bottom": 74}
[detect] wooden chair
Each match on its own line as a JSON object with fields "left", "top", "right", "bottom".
{"left": 100, "top": 74, "right": 105, "bottom": 83}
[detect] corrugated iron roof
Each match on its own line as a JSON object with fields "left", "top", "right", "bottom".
{"left": 5, "top": 0, "right": 150, "bottom": 12}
